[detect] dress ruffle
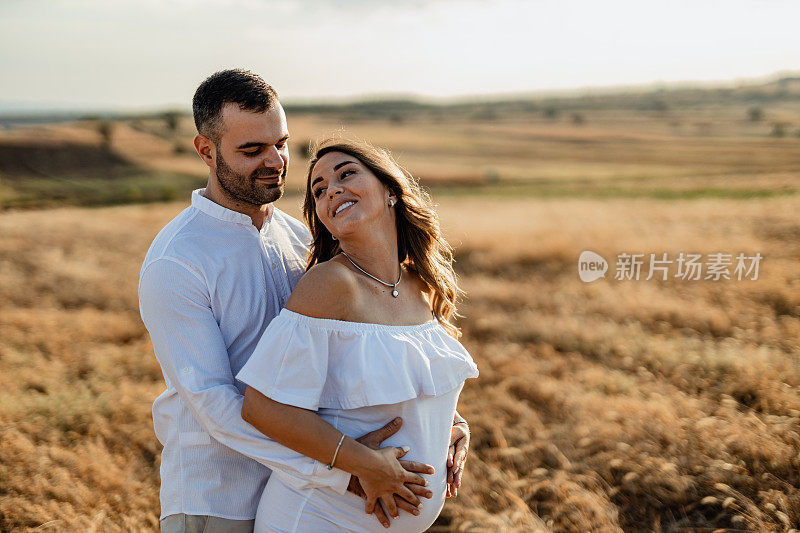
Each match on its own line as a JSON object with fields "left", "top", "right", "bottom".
{"left": 236, "top": 309, "right": 479, "bottom": 410}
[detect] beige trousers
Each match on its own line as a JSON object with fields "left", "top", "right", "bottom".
{"left": 160, "top": 514, "right": 255, "bottom": 533}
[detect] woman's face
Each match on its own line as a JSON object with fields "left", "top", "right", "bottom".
{"left": 309, "top": 151, "right": 396, "bottom": 239}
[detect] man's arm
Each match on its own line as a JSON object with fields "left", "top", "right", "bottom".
{"left": 138, "top": 257, "right": 349, "bottom": 492}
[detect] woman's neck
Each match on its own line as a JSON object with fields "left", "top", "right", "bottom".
{"left": 338, "top": 229, "right": 400, "bottom": 283}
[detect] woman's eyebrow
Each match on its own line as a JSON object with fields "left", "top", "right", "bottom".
{"left": 312, "top": 161, "right": 356, "bottom": 187}
{"left": 333, "top": 160, "right": 356, "bottom": 171}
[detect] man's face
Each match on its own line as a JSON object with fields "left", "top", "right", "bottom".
{"left": 213, "top": 102, "right": 289, "bottom": 206}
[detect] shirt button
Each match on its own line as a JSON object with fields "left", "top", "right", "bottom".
{"left": 271, "top": 262, "right": 278, "bottom": 269}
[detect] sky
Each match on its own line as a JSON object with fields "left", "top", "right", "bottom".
{"left": 1, "top": 0, "right": 799, "bottom": 111}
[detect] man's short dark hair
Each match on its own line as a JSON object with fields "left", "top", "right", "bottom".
{"left": 192, "top": 69, "right": 279, "bottom": 143}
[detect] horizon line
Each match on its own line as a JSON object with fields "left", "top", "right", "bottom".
{"left": 1, "top": 68, "right": 798, "bottom": 117}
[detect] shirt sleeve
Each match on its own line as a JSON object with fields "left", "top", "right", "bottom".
{"left": 138, "top": 256, "right": 349, "bottom": 494}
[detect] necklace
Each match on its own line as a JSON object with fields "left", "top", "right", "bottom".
{"left": 340, "top": 250, "right": 402, "bottom": 298}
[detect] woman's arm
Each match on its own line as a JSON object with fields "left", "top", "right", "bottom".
{"left": 242, "top": 386, "right": 426, "bottom": 519}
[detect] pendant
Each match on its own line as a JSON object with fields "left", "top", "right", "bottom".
{"left": 392, "top": 289, "right": 399, "bottom": 298}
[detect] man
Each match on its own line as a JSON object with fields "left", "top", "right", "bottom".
{"left": 138, "top": 69, "right": 470, "bottom": 532}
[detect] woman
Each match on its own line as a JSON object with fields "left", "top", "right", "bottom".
{"left": 235, "top": 139, "right": 478, "bottom": 532}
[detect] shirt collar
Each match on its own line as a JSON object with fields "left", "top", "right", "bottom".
{"left": 190, "top": 188, "right": 273, "bottom": 230}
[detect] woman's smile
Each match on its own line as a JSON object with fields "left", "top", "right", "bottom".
{"left": 333, "top": 200, "right": 357, "bottom": 217}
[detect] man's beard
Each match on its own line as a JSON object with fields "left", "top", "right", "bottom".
{"left": 215, "top": 151, "right": 286, "bottom": 206}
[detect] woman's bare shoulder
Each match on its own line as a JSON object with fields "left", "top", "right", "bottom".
{"left": 285, "top": 257, "right": 359, "bottom": 320}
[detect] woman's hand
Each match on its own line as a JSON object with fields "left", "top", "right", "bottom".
{"left": 446, "top": 422, "right": 469, "bottom": 498}
{"left": 354, "top": 446, "right": 430, "bottom": 522}
{"left": 349, "top": 418, "right": 434, "bottom": 527}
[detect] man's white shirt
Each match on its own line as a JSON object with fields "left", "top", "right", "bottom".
{"left": 138, "top": 188, "right": 350, "bottom": 521}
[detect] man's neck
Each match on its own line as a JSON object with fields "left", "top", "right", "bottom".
{"left": 203, "top": 180, "right": 272, "bottom": 230}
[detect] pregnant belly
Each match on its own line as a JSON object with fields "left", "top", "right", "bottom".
{"left": 261, "top": 467, "right": 447, "bottom": 533}
{"left": 260, "top": 389, "right": 461, "bottom": 532}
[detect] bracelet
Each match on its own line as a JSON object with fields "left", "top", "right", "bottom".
{"left": 327, "top": 433, "right": 345, "bottom": 470}
{"left": 453, "top": 417, "right": 469, "bottom": 430}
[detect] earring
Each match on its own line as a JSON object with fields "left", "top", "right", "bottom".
{"left": 331, "top": 235, "right": 338, "bottom": 241}
{"left": 388, "top": 199, "right": 395, "bottom": 207}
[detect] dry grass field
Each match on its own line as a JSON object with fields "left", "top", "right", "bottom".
{"left": 1, "top": 193, "right": 798, "bottom": 531}
{"left": 1, "top": 89, "right": 799, "bottom": 531}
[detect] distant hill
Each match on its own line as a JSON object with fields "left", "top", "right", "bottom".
{"left": 2, "top": 72, "right": 798, "bottom": 209}
{"left": 2, "top": 73, "right": 800, "bottom": 125}
{"left": 284, "top": 74, "right": 800, "bottom": 120}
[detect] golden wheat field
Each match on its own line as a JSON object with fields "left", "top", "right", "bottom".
{"left": 1, "top": 100, "right": 800, "bottom": 531}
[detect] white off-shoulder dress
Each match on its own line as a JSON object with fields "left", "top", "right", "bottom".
{"left": 235, "top": 308, "right": 479, "bottom": 533}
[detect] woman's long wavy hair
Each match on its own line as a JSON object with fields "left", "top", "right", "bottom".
{"left": 303, "top": 138, "right": 464, "bottom": 338}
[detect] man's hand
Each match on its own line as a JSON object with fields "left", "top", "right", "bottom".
{"left": 446, "top": 421, "right": 470, "bottom": 498}
{"left": 348, "top": 417, "right": 435, "bottom": 528}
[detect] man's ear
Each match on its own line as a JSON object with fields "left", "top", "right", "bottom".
{"left": 194, "top": 134, "right": 216, "bottom": 170}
